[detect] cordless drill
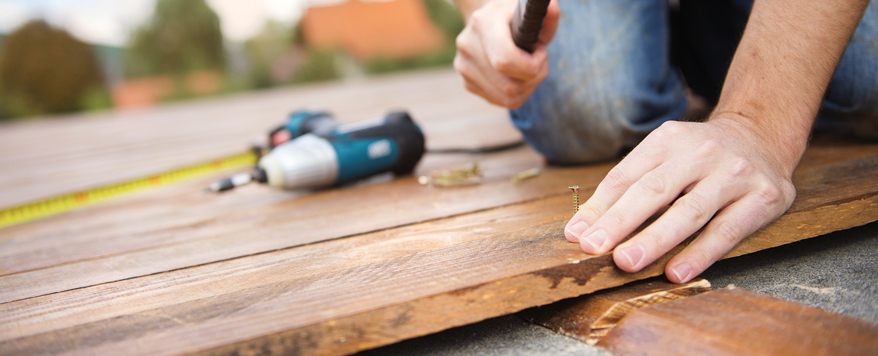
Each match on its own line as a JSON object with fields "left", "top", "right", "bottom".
{"left": 208, "top": 111, "right": 425, "bottom": 192}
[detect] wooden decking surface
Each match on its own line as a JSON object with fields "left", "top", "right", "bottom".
{"left": 1, "top": 69, "right": 877, "bottom": 355}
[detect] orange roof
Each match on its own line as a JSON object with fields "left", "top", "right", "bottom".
{"left": 301, "top": 0, "right": 445, "bottom": 60}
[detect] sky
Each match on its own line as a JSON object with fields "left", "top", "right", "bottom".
{"left": 0, "top": 0, "right": 335, "bottom": 46}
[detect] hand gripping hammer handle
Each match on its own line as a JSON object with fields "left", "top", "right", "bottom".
{"left": 510, "top": 0, "right": 552, "bottom": 53}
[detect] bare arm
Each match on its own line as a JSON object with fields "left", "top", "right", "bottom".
{"left": 713, "top": 0, "right": 868, "bottom": 171}
{"left": 452, "top": 0, "right": 492, "bottom": 21}
{"left": 566, "top": 0, "right": 869, "bottom": 283}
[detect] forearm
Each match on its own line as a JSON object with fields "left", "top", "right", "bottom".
{"left": 712, "top": 0, "right": 868, "bottom": 174}
{"left": 452, "top": 0, "right": 494, "bottom": 21}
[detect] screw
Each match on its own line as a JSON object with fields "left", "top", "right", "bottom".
{"left": 568, "top": 185, "right": 581, "bottom": 214}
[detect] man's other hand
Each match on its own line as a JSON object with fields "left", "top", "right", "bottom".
{"left": 454, "top": 0, "right": 559, "bottom": 109}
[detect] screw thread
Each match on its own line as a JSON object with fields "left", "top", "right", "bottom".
{"left": 568, "top": 185, "right": 581, "bottom": 214}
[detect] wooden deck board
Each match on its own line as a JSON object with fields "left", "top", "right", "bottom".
{"left": 1, "top": 153, "right": 877, "bottom": 355}
{"left": 1, "top": 69, "right": 877, "bottom": 355}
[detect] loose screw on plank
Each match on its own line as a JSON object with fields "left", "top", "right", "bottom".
{"left": 568, "top": 185, "right": 581, "bottom": 214}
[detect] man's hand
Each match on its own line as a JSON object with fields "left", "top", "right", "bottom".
{"left": 563, "top": 0, "right": 867, "bottom": 283}
{"left": 453, "top": 0, "right": 559, "bottom": 109}
{"left": 564, "top": 117, "right": 796, "bottom": 283}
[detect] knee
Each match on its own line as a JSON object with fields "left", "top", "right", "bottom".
{"left": 511, "top": 75, "right": 687, "bottom": 165}
{"left": 511, "top": 85, "right": 679, "bottom": 165}
{"left": 819, "top": 8, "right": 878, "bottom": 138}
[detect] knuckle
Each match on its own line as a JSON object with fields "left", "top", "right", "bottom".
{"left": 678, "top": 194, "right": 709, "bottom": 222}
{"left": 469, "top": 11, "right": 484, "bottom": 28}
{"left": 657, "top": 120, "right": 686, "bottom": 137}
{"left": 455, "top": 29, "right": 476, "bottom": 54}
{"left": 499, "top": 82, "right": 518, "bottom": 96}
{"left": 603, "top": 166, "right": 633, "bottom": 194}
{"left": 638, "top": 172, "right": 667, "bottom": 196}
{"left": 729, "top": 159, "right": 755, "bottom": 179}
{"left": 452, "top": 55, "right": 465, "bottom": 73}
{"left": 712, "top": 220, "right": 743, "bottom": 247}
{"left": 694, "top": 139, "right": 720, "bottom": 160}
{"left": 754, "top": 181, "right": 783, "bottom": 209}
{"left": 491, "top": 57, "right": 515, "bottom": 75}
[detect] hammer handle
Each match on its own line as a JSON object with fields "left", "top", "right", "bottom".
{"left": 510, "top": 0, "right": 552, "bottom": 53}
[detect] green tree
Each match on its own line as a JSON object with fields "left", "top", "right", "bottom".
{"left": 244, "top": 21, "right": 294, "bottom": 89}
{"left": 0, "top": 20, "right": 107, "bottom": 119}
{"left": 125, "top": 0, "right": 225, "bottom": 78}
{"left": 421, "top": 0, "right": 465, "bottom": 41}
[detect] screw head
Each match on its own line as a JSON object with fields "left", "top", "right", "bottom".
{"left": 568, "top": 185, "right": 580, "bottom": 192}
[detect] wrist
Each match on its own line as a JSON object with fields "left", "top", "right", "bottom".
{"left": 454, "top": 0, "right": 499, "bottom": 22}
{"left": 707, "top": 111, "right": 809, "bottom": 177}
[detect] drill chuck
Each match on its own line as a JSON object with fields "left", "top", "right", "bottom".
{"left": 258, "top": 134, "right": 339, "bottom": 189}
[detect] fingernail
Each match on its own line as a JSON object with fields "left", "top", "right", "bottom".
{"left": 567, "top": 221, "right": 588, "bottom": 237}
{"left": 671, "top": 263, "right": 692, "bottom": 282}
{"left": 618, "top": 245, "right": 644, "bottom": 269}
{"left": 581, "top": 229, "right": 607, "bottom": 250}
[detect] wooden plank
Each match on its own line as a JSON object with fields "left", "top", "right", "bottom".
{"left": 1, "top": 138, "right": 870, "bottom": 304}
{"left": 0, "top": 147, "right": 616, "bottom": 303}
{"left": 597, "top": 287, "right": 878, "bottom": 356}
{"left": 520, "top": 278, "right": 711, "bottom": 345}
{"left": 2, "top": 154, "right": 877, "bottom": 356}
{"left": 0, "top": 69, "right": 518, "bottom": 210}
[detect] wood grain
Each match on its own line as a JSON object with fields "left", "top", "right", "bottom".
{"left": 2, "top": 154, "right": 877, "bottom": 356}
{"left": 0, "top": 148, "right": 617, "bottom": 303}
{"left": 597, "top": 287, "right": 878, "bottom": 356}
{"left": 520, "top": 278, "right": 711, "bottom": 345}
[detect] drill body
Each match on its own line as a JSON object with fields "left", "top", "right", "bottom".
{"left": 256, "top": 111, "right": 425, "bottom": 189}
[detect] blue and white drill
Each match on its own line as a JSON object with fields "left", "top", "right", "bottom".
{"left": 208, "top": 111, "right": 425, "bottom": 192}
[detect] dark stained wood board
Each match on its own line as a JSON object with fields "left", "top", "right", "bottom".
{"left": 2, "top": 152, "right": 878, "bottom": 356}
{"left": 597, "top": 287, "right": 878, "bottom": 356}
{"left": 0, "top": 69, "right": 519, "bottom": 210}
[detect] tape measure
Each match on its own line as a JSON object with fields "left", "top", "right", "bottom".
{"left": 0, "top": 151, "right": 258, "bottom": 229}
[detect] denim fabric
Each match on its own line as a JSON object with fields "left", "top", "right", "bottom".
{"left": 512, "top": 0, "right": 878, "bottom": 164}
{"left": 510, "top": 0, "right": 687, "bottom": 164}
{"left": 819, "top": 1, "right": 878, "bottom": 138}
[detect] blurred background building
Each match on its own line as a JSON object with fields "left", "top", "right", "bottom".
{"left": 0, "top": 0, "right": 464, "bottom": 119}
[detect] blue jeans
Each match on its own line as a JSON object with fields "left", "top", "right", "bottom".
{"left": 511, "top": 0, "right": 878, "bottom": 164}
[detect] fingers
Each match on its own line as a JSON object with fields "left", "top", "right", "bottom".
{"left": 539, "top": 0, "right": 561, "bottom": 45}
{"left": 611, "top": 174, "right": 736, "bottom": 272}
{"left": 578, "top": 159, "right": 702, "bottom": 254}
{"left": 664, "top": 182, "right": 790, "bottom": 283}
{"left": 564, "top": 129, "right": 671, "bottom": 243}
{"left": 453, "top": 0, "right": 549, "bottom": 108}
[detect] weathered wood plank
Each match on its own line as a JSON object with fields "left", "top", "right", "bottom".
{"left": 0, "top": 147, "right": 617, "bottom": 303}
{"left": 597, "top": 287, "right": 878, "bottom": 356}
{"left": 2, "top": 154, "right": 877, "bottom": 356}
{"left": 520, "top": 278, "right": 711, "bottom": 345}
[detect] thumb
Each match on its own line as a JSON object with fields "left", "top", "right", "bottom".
{"left": 539, "top": 0, "right": 560, "bottom": 45}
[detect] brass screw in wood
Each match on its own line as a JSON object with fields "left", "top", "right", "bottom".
{"left": 569, "top": 185, "right": 580, "bottom": 214}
